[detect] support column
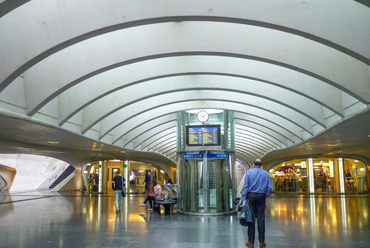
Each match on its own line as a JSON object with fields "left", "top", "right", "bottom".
{"left": 338, "top": 158, "right": 345, "bottom": 193}
{"left": 81, "top": 163, "right": 89, "bottom": 191}
{"left": 203, "top": 151, "right": 209, "bottom": 213}
{"left": 102, "top": 160, "right": 108, "bottom": 193}
{"left": 308, "top": 158, "right": 315, "bottom": 193}
{"left": 124, "top": 160, "right": 129, "bottom": 191}
{"left": 98, "top": 161, "right": 103, "bottom": 193}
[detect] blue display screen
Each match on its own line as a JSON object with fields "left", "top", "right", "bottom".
{"left": 186, "top": 125, "right": 221, "bottom": 146}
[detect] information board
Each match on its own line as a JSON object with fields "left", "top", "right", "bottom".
{"left": 186, "top": 125, "right": 221, "bottom": 146}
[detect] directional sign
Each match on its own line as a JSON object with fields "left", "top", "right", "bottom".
{"left": 182, "top": 154, "right": 203, "bottom": 159}
{"left": 182, "top": 153, "right": 227, "bottom": 159}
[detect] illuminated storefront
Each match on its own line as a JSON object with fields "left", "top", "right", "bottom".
{"left": 270, "top": 158, "right": 368, "bottom": 194}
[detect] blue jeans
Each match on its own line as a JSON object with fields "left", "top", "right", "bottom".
{"left": 114, "top": 190, "right": 122, "bottom": 211}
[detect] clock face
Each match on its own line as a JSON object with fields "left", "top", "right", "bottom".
{"left": 197, "top": 110, "right": 209, "bottom": 122}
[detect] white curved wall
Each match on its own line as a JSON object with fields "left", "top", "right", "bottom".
{"left": 0, "top": 154, "right": 70, "bottom": 192}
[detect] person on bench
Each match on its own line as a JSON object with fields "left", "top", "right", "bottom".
{"left": 153, "top": 180, "right": 164, "bottom": 201}
{"left": 140, "top": 186, "right": 155, "bottom": 211}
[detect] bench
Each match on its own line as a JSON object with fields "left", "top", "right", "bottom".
{"left": 154, "top": 199, "right": 177, "bottom": 214}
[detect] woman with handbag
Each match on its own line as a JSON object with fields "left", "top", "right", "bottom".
{"left": 112, "top": 169, "right": 125, "bottom": 213}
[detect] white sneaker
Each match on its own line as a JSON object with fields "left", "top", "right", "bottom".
{"left": 139, "top": 203, "right": 146, "bottom": 206}
{"left": 147, "top": 208, "right": 153, "bottom": 211}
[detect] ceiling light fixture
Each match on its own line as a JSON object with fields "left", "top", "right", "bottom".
{"left": 47, "top": 141, "right": 59, "bottom": 144}
{"left": 186, "top": 109, "right": 223, "bottom": 114}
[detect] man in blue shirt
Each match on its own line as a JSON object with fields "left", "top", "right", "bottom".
{"left": 242, "top": 159, "right": 272, "bottom": 247}
{"left": 144, "top": 170, "right": 151, "bottom": 194}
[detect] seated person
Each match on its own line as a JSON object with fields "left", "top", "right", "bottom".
{"left": 140, "top": 186, "right": 155, "bottom": 211}
{"left": 153, "top": 180, "right": 164, "bottom": 201}
{"left": 164, "top": 178, "right": 175, "bottom": 200}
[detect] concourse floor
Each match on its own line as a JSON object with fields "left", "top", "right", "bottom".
{"left": 0, "top": 192, "right": 369, "bottom": 248}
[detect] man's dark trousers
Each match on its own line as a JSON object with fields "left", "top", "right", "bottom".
{"left": 247, "top": 192, "right": 266, "bottom": 243}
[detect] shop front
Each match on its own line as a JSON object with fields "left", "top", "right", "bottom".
{"left": 270, "top": 158, "right": 368, "bottom": 194}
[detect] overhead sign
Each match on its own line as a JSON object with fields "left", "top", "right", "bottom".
{"left": 207, "top": 153, "right": 227, "bottom": 159}
{"left": 182, "top": 153, "right": 227, "bottom": 159}
{"left": 182, "top": 154, "right": 203, "bottom": 159}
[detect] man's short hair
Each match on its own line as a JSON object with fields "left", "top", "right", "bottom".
{"left": 253, "top": 159, "right": 262, "bottom": 166}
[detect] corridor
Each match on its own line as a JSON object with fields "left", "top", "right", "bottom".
{"left": 0, "top": 192, "right": 369, "bottom": 248}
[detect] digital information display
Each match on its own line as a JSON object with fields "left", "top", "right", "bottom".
{"left": 186, "top": 125, "right": 221, "bottom": 146}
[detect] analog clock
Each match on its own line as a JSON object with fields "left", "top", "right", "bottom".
{"left": 197, "top": 110, "right": 209, "bottom": 122}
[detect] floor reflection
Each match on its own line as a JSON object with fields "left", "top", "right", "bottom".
{"left": 0, "top": 192, "right": 369, "bottom": 248}
{"left": 268, "top": 194, "right": 369, "bottom": 240}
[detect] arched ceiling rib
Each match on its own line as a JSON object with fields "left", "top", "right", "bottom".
{"left": 94, "top": 95, "right": 315, "bottom": 142}
{"left": 54, "top": 56, "right": 348, "bottom": 124}
{"left": 119, "top": 114, "right": 178, "bottom": 147}
{"left": 132, "top": 126, "right": 177, "bottom": 150}
{"left": 235, "top": 130, "right": 281, "bottom": 150}
{"left": 2, "top": 22, "right": 366, "bottom": 115}
{"left": 0, "top": 0, "right": 368, "bottom": 92}
{"left": 80, "top": 82, "right": 327, "bottom": 135}
{"left": 144, "top": 134, "right": 177, "bottom": 152}
{"left": 0, "top": 0, "right": 369, "bottom": 166}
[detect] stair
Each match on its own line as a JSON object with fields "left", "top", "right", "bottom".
{"left": 49, "top": 166, "right": 75, "bottom": 189}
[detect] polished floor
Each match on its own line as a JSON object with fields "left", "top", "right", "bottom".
{"left": 0, "top": 192, "right": 369, "bottom": 248}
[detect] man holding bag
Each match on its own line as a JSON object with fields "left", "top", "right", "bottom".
{"left": 242, "top": 159, "right": 272, "bottom": 247}
{"left": 112, "top": 169, "right": 125, "bottom": 213}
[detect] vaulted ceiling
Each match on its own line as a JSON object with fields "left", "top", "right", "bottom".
{"left": 0, "top": 0, "right": 369, "bottom": 167}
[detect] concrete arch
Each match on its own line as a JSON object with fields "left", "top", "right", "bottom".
{"left": 235, "top": 145, "right": 261, "bottom": 159}
{"left": 8, "top": 21, "right": 368, "bottom": 116}
{"left": 235, "top": 129, "right": 282, "bottom": 150}
{"left": 234, "top": 112, "right": 306, "bottom": 140}
{"left": 144, "top": 134, "right": 177, "bottom": 152}
{"left": 1, "top": 0, "right": 368, "bottom": 92}
{"left": 235, "top": 137, "right": 274, "bottom": 153}
{"left": 118, "top": 114, "right": 178, "bottom": 148}
{"left": 235, "top": 141, "right": 271, "bottom": 157}
{"left": 133, "top": 126, "right": 177, "bottom": 150}
{"left": 108, "top": 100, "right": 310, "bottom": 146}
{"left": 235, "top": 121, "right": 289, "bottom": 146}
{"left": 55, "top": 56, "right": 349, "bottom": 125}
{"left": 79, "top": 74, "right": 328, "bottom": 133}
{"left": 235, "top": 143, "right": 267, "bottom": 157}
{"left": 91, "top": 91, "right": 316, "bottom": 141}
{"left": 153, "top": 140, "right": 177, "bottom": 154}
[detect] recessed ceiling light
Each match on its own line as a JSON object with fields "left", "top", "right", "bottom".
{"left": 47, "top": 141, "right": 59, "bottom": 144}
{"left": 186, "top": 109, "right": 223, "bottom": 114}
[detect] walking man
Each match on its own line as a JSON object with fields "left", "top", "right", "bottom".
{"left": 242, "top": 159, "right": 272, "bottom": 247}
{"left": 144, "top": 170, "right": 151, "bottom": 194}
{"left": 112, "top": 169, "right": 125, "bottom": 213}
